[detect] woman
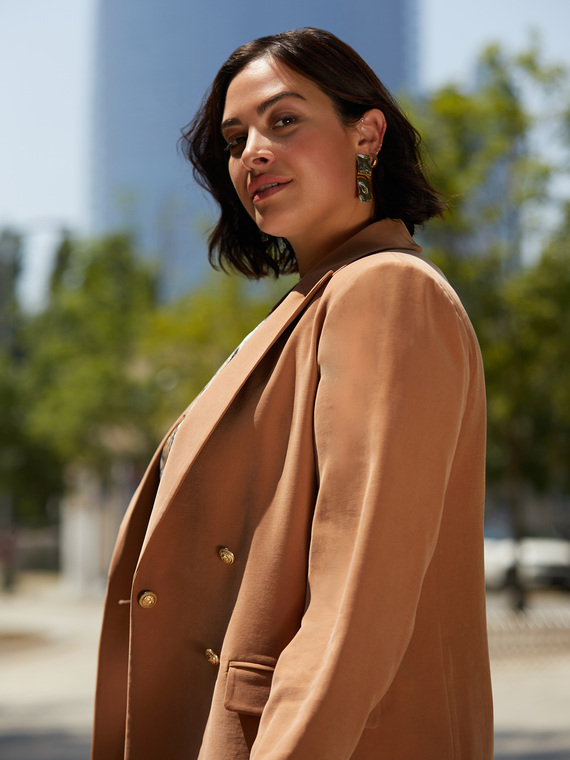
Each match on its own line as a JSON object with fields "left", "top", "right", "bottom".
{"left": 91, "top": 28, "right": 493, "bottom": 760}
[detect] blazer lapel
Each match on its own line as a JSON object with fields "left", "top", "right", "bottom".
{"left": 137, "top": 269, "right": 334, "bottom": 555}
{"left": 128, "top": 219, "right": 422, "bottom": 560}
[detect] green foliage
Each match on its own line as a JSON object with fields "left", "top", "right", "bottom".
{"left": 402, "top": 37, "right": 570, "bottom": 537}
{"left": 0, "top": 348, "right": 64, "bottom": 525}
{"left": 23, "top": 234, "right": 158, "bottom": 475}
{"left": 414, "top": 41, "right": 570, "bottom": 532}
{"left": 138, "top": 275, "right": 293, "bottom": 435}
{"left": 411, "top": 40, "right": 566, "bottom": 259}
{"left": 0, "top": 228, "right": 292, "bottom": 525}
{"left": 495, "top": 204, "right": 570, "bottom": 492}
{"left": 20, "top": 231, "right": 291, "bottom": 483}
{"left": 0, "top": 231, "right": 64, "bottom": 525}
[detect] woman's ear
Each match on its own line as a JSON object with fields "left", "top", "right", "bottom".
{"left": 357, "top": 109, "right": 387, "bottom": 155}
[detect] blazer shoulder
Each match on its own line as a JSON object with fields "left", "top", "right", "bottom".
{"left": 333, "top": 248, "right": 446, "bottom": 285}
{"left": 326, "top": 249, "right": 456, "bottom": 304}
{"left": 320, "top": 249, "right": 479, "bottom": 346}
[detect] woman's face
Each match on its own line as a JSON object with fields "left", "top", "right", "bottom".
{"left": 221, "top": 56, "right": 377, "bottom": 271}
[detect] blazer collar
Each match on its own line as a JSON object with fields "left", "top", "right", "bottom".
{"left": 133, "top": 219, "right": 421, "bottom": 559}
{"left": 301, "top": 218, "right": 422, "bottom": 286}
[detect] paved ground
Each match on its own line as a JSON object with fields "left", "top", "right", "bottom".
{"left": 0, "top": 574, "right": 569, "bottom": 759}
{"left": 488, "top": 590, "right": 570, "bottom": 759}
{"left": 0, "top": 574, "right": 100, "bottom": 759}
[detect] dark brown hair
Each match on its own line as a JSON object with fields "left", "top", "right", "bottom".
{"left": 180, "top": 27, "right": 446, "bottom": 278}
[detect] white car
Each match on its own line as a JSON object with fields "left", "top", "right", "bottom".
{"left": 484, "top": 528, "right": 570, "bottom": 589}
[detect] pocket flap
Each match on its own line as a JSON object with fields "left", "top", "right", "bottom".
{"left": 224, "top": 661, "right": 275, "bottom": 716}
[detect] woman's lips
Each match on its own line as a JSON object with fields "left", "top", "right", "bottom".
{"left": 249, "top": 178, "right": 291, "bottom": 203}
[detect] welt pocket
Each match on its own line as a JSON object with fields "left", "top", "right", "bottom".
{"left": 224, "top": 660, "right": 275, "bottom": 716}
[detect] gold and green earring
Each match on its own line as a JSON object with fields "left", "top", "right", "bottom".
{"left": 356, "top": 153, "right": 378, "bottom": 203}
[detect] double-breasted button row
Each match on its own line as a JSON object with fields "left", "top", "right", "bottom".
{"left": 138, "top": 590, "right": 158, "bottom": 609}
{"left": 203, "top": 547, "right": 235, "bottom": 666}
{"left": 137, "top": 592, "right": 218, "bottom": 667}
{"left": 137, "top": 592, "right": 219, "bottom": 666}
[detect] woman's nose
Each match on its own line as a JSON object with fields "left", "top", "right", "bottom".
{"left": 241, "top": 130, "right": 274, "bottom": 169}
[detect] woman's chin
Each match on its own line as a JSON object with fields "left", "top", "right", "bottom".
{"left": 254, "top": 214, "right": 295, "bottom": 242}
{"left": 259, "top": 226, "right": 287, "bottom": 241}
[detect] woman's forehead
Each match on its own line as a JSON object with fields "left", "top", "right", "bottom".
{"left": 222, "top": 57, "right": 328, "bottom": 123}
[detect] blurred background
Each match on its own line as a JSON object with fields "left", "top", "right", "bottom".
{"left": 1, "top": 1, "right": 569, "bottom": 758}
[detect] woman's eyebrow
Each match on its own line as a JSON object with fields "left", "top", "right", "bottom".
{"left": 221, "top": 91, "right": 306, "bottom": 133}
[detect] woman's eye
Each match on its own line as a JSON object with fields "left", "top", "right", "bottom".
{"left": 274, "top": 115, "right": 296, "bottom": 127}
{"left": 223, "top": 115, "right": 297, "bottom": 155}
{"left": 224, "top": 136, "right": 246, "bottom": 155}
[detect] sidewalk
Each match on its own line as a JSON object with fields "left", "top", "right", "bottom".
{"left": 488, "top": 590, "right": 570, "bottom": 759}
{"left": 1, "top": 575, "right": 569, "bottom": 759}
{"left": 0, "top": 574, "right": 102, "bottom": 760}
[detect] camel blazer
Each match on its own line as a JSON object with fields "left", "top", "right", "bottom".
{"left": 91, "top": 219, "right": 493, "bottom": 760}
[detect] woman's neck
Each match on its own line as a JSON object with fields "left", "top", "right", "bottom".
{"left": 291, "top": 215, "right": 375, "bottom": 277}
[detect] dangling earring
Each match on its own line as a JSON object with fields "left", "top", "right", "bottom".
{"left": 356, "top": 153, "right": 378, "bottom": 203}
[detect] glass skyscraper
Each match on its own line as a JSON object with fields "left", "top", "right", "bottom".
{"left": 91, "top": 0, "right": 419, "bottom": 297}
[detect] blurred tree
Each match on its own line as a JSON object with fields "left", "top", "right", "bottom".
{"left": 408, "top": 42, "right": 570, "bottom": 605}
{"left": 495, "top": 202, "right": 570, "bottom": 498}
{"left": 409, "top": 42, "right": 570, "bottom": 605}
{"left": 22, "top": 231, "right": 290, "bottom": 474}
{"left": 139, "top": 274, "right": 293, "bottom": 436}
{"left": 413, "top": 40, "right": 567, "bottom": 264}
{"left": 0, "top": 229, "right": 64, "bottom": 528}
{"left": 0, "top": 351, "right": 64, "bottom": 525}
{"left": 23, "top": 233, "right": 158, "bottom": 478}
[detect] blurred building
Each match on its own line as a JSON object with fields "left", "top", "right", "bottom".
{"left": 90, "top": 0, "right": 419, "bottom": 299}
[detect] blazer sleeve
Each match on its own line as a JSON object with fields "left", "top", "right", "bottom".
{"left": 250, "top": 254, "right": 480, "bottom": 760}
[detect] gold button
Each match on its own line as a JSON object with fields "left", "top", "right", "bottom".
{"left": 138, "top": 591, "right": 158, "bottom": 609}
{"left": 218, "top": 547, "right": 235, "bottom": 565}
{"left": 205, "top": 649, "right": 220, "bottom": 666}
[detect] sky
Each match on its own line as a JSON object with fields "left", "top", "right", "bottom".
{"left": 1, "top": 0, "right": 570, "bottom": 305}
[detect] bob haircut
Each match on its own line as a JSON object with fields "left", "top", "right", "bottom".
{"left": 180, "top": 27, "right": 446, "bottom": 278}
